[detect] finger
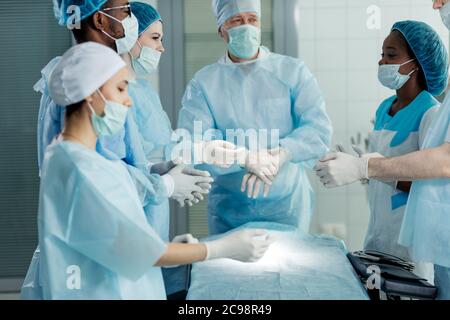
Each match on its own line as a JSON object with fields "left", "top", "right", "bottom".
{"left": 247, "top": 175, "right": 257, "bottom": 198}
{"left": 193, "top": 192, "right": 204, "bottom": 202}
{"left": 319, "top": 153, "right": 338, "bottom": 163}
{"left": 263, "top": 184, "right": 270, "bottom": 198}
{"left": 255, "top": 170, "right": 273, "bottom": 185}
{"left": 352, "top": 145, "right": 364, "bottom": 157}
{"left": 315, "top": 169, "right": 328, "bottom": 178}
{"left": 218, "top": 141, "right": 238, "bottom": 150}
{"left": 336, "top": 144, "right": 346, "bottom": 153}
{"left": 252, "top": 179, "right": 262, "bottom": 199}
{"left": 184, "top": 167, "right": 212, "bottom": 177}
{"left": 197, "top": 182, "right": 211, "bottom": 191}
{"left": 241, "top": 174, "right": 251, "bottom": 192}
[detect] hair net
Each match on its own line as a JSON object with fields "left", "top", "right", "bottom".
{"left": 130, "top": 1, "right": 162, "bottom": 36}
{"left": 53, "top": 0, "right": 108, "bottom": 27}
{"left": 49, "top": 42, "right": 126, "bottom": 107}
{"left": 392, "top": 20, "right": 449, "bottom": 96}
{"left": 212, "top": 0, "right": 261, "bottom": 28}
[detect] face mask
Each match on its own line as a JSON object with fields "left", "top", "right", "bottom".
{"left": 131, "top": 40, "right": 162, "bottom": 78}
{"left": 440, "top": 2, "right": 450, "bottom": 30}
{"left": 87, "top": 90, "right": 129, "bottom": 137}
{"left": 100, "top": 12, "right": 139, "bottom": 55}
{"left": 378, "top": 59, "right": 416, "bottom": 90}
{"left": 226, "top": 24, "right": 261, "bottom": 60}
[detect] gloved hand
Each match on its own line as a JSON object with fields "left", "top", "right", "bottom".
{"left": 314, "top": 145, "right": 384, "bottom": 188}
{"left": 168, "top": 165, "right": 214, "bottom": 207}
{"left": 182, "top": 167, "right": 212, "bottom": 207}
{"left": 241, "top": 173, "right": 271, "bottom": 199}
{"left": 243, "top": 150, "right": 279, "bottom": 185}
{"left": 195, "top": 140, "right": 246, "bottom": 168}
{"left": 172, "top": 234, "right": 200, "bottom": 244}
{"left": 205, "top": 229, "right": 274, "bottom": 263}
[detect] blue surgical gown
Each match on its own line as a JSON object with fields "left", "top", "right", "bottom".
{"left": 366, "top": 91, "right": 439, "bottom": 261}
{"left": 128, "top": 79, "right": 176, "bottom": 242}
{"left": 36, "top": 140, "right": 167, "bottom": 300}
{"left": 22, "top": 58, "right": 170, "bottom": 300}
{"left": 399, "top": 92, "right": 450, "bottom": 269}
{"left": 178, "top": 47, "right": 332, "bottom": 235}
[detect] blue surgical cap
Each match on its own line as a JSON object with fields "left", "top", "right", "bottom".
{"left": 392, "top": 20, "right": 449, "bottom": 96}
{"left": 212, "top": 0, "right": 261, "bottom": 28}
{"left": 53, "top": 0, "right": 108, "bottom": 27}
{"left": 130, "top": 1, "right": 162, "bottom": 36}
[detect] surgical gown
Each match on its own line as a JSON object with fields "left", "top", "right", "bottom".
{"left": 399, "top": 90, "right": 450, "bottom": 299}
{"left": 366, "top": 91, "right": 438, "bottom": 261}
{"left": 178, "top": 47, "right": 332, "bottom": 235}
{"left": 22, "top": 58, "right": 170, "bottom": 299}
{"left": 128, "top": 79, "right": 176, "bottom": 242}
{"left": 36, "top": 140, "right": 167, "bottom": 299}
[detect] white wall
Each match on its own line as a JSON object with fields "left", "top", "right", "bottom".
{"left": 296, "top": 0, "right": 449, "bottom": 250}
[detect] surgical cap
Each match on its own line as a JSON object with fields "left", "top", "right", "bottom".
{"left": 49, "top": 42, "right": 126, "bottom": 107}
{"left": 392, "top": 20, "right": 449, "bottom": 96}
{"left": 130, "top": 1, "right": 162, "bottom": 36}
{"left": 212, "top": 0, "right": 261, "bottom": 28}
{"left": 53, "top": 0, "right": 108, "bottom": 27}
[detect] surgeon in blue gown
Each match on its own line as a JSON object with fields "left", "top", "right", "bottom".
{"left": 178, "top": 0, "right": 333, "bottom": 235}
{"left": 29, "top": 42, "right": 272, "bottom": 299}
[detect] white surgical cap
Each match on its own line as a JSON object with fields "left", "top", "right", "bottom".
{"left": 212, "top": 0, "right": 261, "bottom": 28}
{"left": 49, "top": 42, "right": 126, "bottom": 107}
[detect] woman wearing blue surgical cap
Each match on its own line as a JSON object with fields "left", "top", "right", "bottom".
{"left": 125, "top": 2, "right": 243, "bottom": 241}
{"left": 320, "top": 21, "right": 449, "bottom": 281}
{"left": 26, "top": 42, "right": 272, "bottom": 300}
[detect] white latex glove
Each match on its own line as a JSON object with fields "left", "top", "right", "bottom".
{"left": 205, "top": 229, "right": 274, "bottom": 263}
{"left": 172, "top": 234, "right": 200, "bottom": 244}
{"left": 194, "top": 140, "right": 246, "bottom": 168}
{"left": 314, "top": 150, "right": 384, "bottom": 188}
{"left": 243, "top": 150, "right": 279, "bottom": 185}
{"left": 182, "top": 167, "right": 212, "bottom": 207}
{"left": 168, "top": 165, "right": 214, "bottom": 207}
{"left": 241, "top": 173, "right": 271, "bottom": 199}
{"left": 268, "top": 147, "right": 291, "bottom": 170}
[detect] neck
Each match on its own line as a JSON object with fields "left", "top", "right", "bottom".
{"left": 392, "top": 79, "right": 423, "bottom": 114}
{"left": 228, "top": 48, "right": 260, "bottom": 63}
{"left": 62, "top": 108, "right": 98, "bottom": 150}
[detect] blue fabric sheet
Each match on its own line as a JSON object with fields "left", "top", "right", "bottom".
{"left": 187, "top": 222, "right": 369, "bottom": 300}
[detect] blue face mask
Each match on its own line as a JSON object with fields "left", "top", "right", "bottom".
{"left": 226, "top": 24, "right": 261, "bottom": 60}
{"left": 88, "top": 90, "right": 129, "bottom": 137}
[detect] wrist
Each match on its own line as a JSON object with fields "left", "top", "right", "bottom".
{"left": 161, "top": 174, "right": 175, "bottom": 198}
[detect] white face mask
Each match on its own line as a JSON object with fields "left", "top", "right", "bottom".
{"left": 131, "top": 40, "right": 162, "bottom": 78}
{"left": 100, "top": 12, "right": 139, "bottom": 55}
{"left": 378, "top": 59, "right": 416, "bottom": 90}
{"left": 87, "top": 90, "right": 129, "bottom": 137}
{"left": 440, "top": 2, "right": 450, "bottom": 30}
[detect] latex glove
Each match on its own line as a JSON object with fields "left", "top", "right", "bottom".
{"left": 243, "top": 150, "right": 279, "bottom": 185}
{"left": 268, "top": 147, "right": 292, "bottom": 170}
{"left": 314, "top": 152, "right": 369, "bottom": 188}
{"left": 194, "top": 140, "right": 246, "bottom": 168}
{"left": 205, "top": 229, "right": 274, "bottom": 263}
{"left": 168, "top": 165, "right": 214, "bottom": 207}
{"left": 182, "top": 167, "right": 212, "bottom": 207}
{"left": 241, "top": 173, "right": 271, "bottom": 199}
{"left": 172, "top": 234, "right": 199, "bottom": 244}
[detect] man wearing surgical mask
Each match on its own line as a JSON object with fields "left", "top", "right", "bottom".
{"left": 178, "top": 0, "right": 332, "bottom": 235}
{"left": 315, "top": 0, "right": 450, "bottom": 299}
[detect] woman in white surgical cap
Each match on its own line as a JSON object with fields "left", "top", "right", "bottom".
{"left": 31, "top": 42, "right": 272, "bottom": 300}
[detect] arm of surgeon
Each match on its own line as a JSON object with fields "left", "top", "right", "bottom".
{"left": 155, "top": 243, "right": 207, "bottom": 267}
{"left": 369, "top": 143, "right": 450, "bottom": 181}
